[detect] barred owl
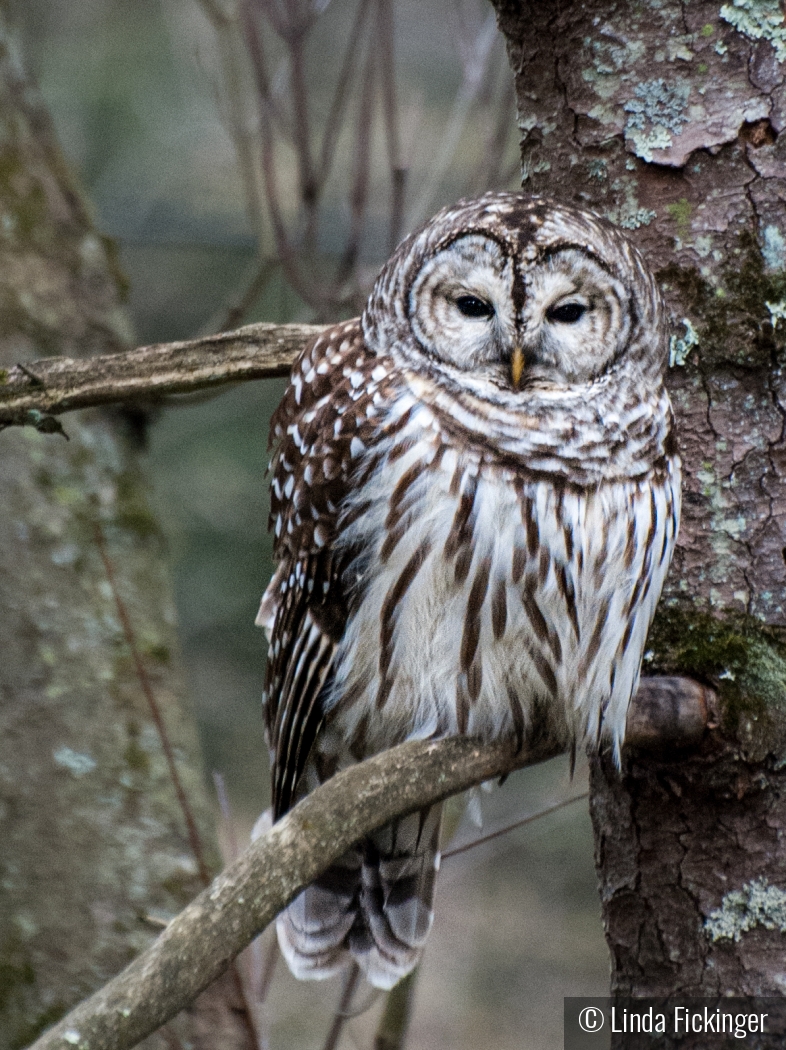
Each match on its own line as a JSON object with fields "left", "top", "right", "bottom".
{"left": 258, "top": 192, "right": 680, "bottom": 989}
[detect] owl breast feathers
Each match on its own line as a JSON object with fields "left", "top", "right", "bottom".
{"left": 259, "top": 192, "right": 680, "bottom": 989}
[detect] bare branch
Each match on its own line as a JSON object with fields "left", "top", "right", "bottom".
{"left": 198, "top": 0, "right": 269, "bottom": 252}
{"left": 334, "top": 40, "right": 376, "bottom": 293}
{"left": 197, "top": 257, "right": 279, "bottom": 335}
{"left": 315, "top": 0, "right": 373, "bottom": 196}
{"left": 285, "top": 15, "right": 319, "bottom": 246}
{"left": 27, "top": 733, "right": 565, "bottom": 1050}
{"left": 0, "top": 321, "right": 325, "bottom": 429}
{"left": 242, "top": 2, "right": 304, "bottom": 294}
{"left": 24, "top": 679, "right": 711, "bottom": 1050}
{"left": 322, "top": 962, "right": 361, "bottom": 1050}
{"left": 376, "top": 0, "right": 406, "bottom": 254}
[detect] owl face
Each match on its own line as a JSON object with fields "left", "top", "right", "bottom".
{"left": 364, "top": 193, "right": 664, "bottom": 399}
{"left": 407, "top": 236, "right": 634, "bottom": 389}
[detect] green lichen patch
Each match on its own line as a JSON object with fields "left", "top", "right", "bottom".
{"left": 705, "top": 877, "right": 786, "bottom": 942}
{"left": 666, "top": 197, "right": 692, "bottom": 238}
{"left": 648, "top": 608, "right": 786, "bottom": 761}
{"left": 587, "top": 158, "right": 608, "bottom": 180}
{"left": 624, "top": 79, "right": 690, "bottom": 162}
{"left": 605, "top": 175, "right": 657, "bottom": 230}
{"left": 669, "top": 318, "right": 699, "bottom": 366}
{"left": 657, "top": 231, "right": 786, "bottom": 369}
{"left": 720, "top": 0, "right": 786, "bottom": 64}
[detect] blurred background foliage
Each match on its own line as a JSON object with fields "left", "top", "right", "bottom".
{"left": 6, "top": 2, "right": 609, "bottom": 1045}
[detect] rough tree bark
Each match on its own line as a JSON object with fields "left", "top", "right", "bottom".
{"left": 0, "top": 20, "right": 253, "bottom": 1050}
{"left": 493, "top": 0, "right": 786, "bottom": 998}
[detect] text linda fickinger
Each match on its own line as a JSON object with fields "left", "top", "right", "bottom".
{"left": 611, "top": 1006, "right": 768, "bottom": 1038}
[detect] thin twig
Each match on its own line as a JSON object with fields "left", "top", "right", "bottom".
{"left": 335, "top": 36, "right": 375, "bottom": 293}
{"left": 243, "top": 0, "right": 292, "bottom": 132}
{"left": 17, "top": 361, "right": 45, "bottom": 386}
{"left": 197, "top": 256, "right": 279, "bottom": 336}
{"left": 442, "top": 791, "right": 589, "bottom": 860}
{"left": 243, "top": 1, "right": 318, "bottom": 306}
{"left": 94, "top": 522, "right": 212, "bottom": 887}
{"left": 212, "top": 777, "right": 270, "bottom": 1049}
{"left": 316, "top": 0, "right": 373, "bottom": 196}
{"left": 229, "top": 964, "right": 267, "bottom": 1050}
{"left": 322, "top": 963, "right": 361, "bottom": 1050}
{"left": 255, "top": 936, "right": 280, "bottom": 1004}
{"left": 286, "top": 16, "right": 319, "bottom": 250}
{"left": 376, "top": 0, "right": 406, "bottom": 254}
{"left": 199, "top": 0, "right": 268, "bottom": 252}
{"left": 373, "top": 969, "right": 417, "bottom": 1050}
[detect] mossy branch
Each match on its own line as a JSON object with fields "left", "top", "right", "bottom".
{"left": 0, "top": 322, "right": 327, "bottom": 430}
{"left": 26, "top": 677, "right": 710, "bottom": 1050}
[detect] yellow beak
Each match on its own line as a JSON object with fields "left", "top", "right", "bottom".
{"left": 511, "top": 346, "right": 524, "bottom": 390}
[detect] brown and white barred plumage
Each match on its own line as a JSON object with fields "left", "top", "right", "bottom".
{"left": 259, "top": 192, "right": 680, "bottom": 989}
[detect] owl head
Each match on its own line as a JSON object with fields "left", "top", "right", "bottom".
{"left": 362, "top": 193, "right": 666, "bottom": 399}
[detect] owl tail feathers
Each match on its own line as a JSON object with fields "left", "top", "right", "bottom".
{"left": 276, "top": 848, "right": 362, "bottom": 981}
{"left": 276, "top": 805, "right": 442, "bottom": 990}
{"left": 349, "top": 803, "right": 443, "bottom": 988}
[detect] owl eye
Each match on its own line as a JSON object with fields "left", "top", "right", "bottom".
{"left": 546, "top": 302, "right": 587, "bottom": 324}
{"left": 455, "top": 295, "right": 494, "bottom": 319}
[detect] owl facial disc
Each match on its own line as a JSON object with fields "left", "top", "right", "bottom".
{"left": 396, "top": 216, "right": 640, "bottom": 391}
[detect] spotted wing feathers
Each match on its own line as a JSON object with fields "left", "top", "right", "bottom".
{"left": 262, "top": 319, "right": 375, "bottom": 816}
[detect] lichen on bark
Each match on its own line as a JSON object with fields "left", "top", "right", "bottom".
{"left": 494, "top": 0, "right": 786, "bottom": 997}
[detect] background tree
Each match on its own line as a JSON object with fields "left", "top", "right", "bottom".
{"left": 0, "top": 10, "right": 268, "bottom": 1049}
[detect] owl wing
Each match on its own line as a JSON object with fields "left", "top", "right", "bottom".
{"left": 261, "top": 318, "right": 384, "bottom": 818}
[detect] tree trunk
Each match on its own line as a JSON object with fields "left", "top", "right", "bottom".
{"left": 494, "top": 0, "right": 786, "bottom": 996}
{"left": 0, "top": 19, "right": 251, "bottom": 1050}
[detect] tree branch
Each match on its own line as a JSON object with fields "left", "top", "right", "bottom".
{"left": 27, "top": 675, "right": 713, "bottom": 1050}
{"left": 0, "top": 321, "right": 326, "bottom": 429}
{"left": 27, "top": 734, "right": 564, "bottom": 1050}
